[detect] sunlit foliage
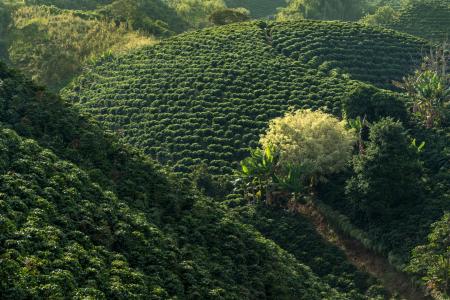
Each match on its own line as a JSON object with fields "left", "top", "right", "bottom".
{"left": 8, "top": 5, "right": 155, "bottom": 90}
{"left": 260, "top": 109, "right": 356, "bottom": 184}
{"left": 277, "top": 0, "right": 368, "bottom": 21}
{"left": 64, "top": 20, "right": 425, "bottom": 175}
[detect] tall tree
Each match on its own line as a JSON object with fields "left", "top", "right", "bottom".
{"left": 346, "top": 118, "right": 424, "bottom": 222}
{"left": 278, "top": 0, "right": 368, "bottom": 21}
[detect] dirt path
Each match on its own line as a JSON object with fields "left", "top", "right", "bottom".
{"left": 290, "top": 201, "right": 431, "bottom": 300}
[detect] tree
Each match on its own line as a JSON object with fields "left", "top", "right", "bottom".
{"left": 407, "top": 213, "right": 450, "bottom": 297}
{"left": 97, "top": 0, "right": 187, "bottom": 36}
{"left": 394, "top": 44, "right": 450, "bottom": 128}
{"left": 167, "top": 0, "right": 226, "bottom": 28}
{"left": 345, "top": 118, "right": 423, "bottom": 222}
{"left": 0, "top": 2, "right": 10, "bottom": 61}
{"left": 277, "top": 0, "right": 368, "bottom": 21}
{"left": 360, "top": 5, "right": 399, "bottom": 26}
{"left": 347, "top": 116, "right": 370, "bottom": 155}
{"left": 209, "top": 8, "right": 250, "bottom": 26}
{"left": 260, "top": 109, "right": 356, "bottom": 186}
{"left": 343, "top": 83, "right": 408, "bottom": 123}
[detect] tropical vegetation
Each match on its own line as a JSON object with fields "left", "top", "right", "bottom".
{"left": 1, "top": 0, "right": 449, "bottom": 298}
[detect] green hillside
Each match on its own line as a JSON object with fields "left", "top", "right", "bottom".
{"left": 0, "top": 0, "right": 188, "bottom": 90}
{"left": 23, "top": 0, "right": 187, "bottom": 34}
{"left": 389, "top": 0, "right": 450, "bottom": 42}
{"left": 225, "top": 0, "right": 286, "bottom": 17}
{"left": 270, "top": 20, "right": 426, "bottom": 89}
{"left": 0, "top": 60, "right": 386, "bottom": 298}
{"left": 4, "top": 5, "right": 155, "bottom": 91}
{"left": 365, "top": 0, "right": 450, "bottom": 42}
{"left": 64, "top": 20, "right": 426, "bottom": 175}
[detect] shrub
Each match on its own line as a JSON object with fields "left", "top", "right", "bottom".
{"left": 209, "top": 8, "right": 250, "bottom": 26}
{"left": 406, "top": 212, "right": 450, "bottom": 297}
{"left": 345, "top": 118, "right": 424, "bottom": 222}
{"left": 343, "top": 83, "right": 408, "bottom": 123}
{"left": 360, "top": 6, "right": 399, "bottom": 27}
{"left": 260, "top": 109, "right": 356, "bottom": 184}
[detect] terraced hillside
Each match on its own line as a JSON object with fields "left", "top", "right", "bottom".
{"left": 226, "top": 0, "right": 286, "bottom": 17}
{"left": 0, "top": 62, "right": 383, "bottom": 299}
{"left": 384, "top": 0, "right": 450, "bottom": 42}
{"left": 270, "top": 20, "right": 427, "bottom": 89}
{"left": 65, "top": 20, "right": 426, "bottom": 175}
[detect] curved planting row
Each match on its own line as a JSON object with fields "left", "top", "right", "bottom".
{"left": 65, "top": 20, "right": 425, "bottom": 175}
{"left": 270, "top": 20, "right": 427, "bottom": 89}
{"left": 388, "top": 0, "right": 450, "bottom": 42}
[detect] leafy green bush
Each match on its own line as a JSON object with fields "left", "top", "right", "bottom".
{"left": 166, "top": 0, "right": 227, "bottom": 28}
{"left": 369, "top": 0, "right": 450, "bottom": 42}
{"left": 260, "top": 109, "right": 355, "bottom": 184}
{"left": 360, "top": 5, "right": 399, "bottom": 27}
{"left": 225, "top": 0, "right": 286, "bottom": 17}
{"left": 7, "top": 5, "right": 154, "bottom": 91}
{"left": 343, "top": 83, "right": 408, "bottom": 123}
{"left": 209, "top": 8, "right": 250, "bottom": 26}
{"left": 97, "top": 0, "right": 188, "bottom": 35}
{"left": 407, "top": 212, "right": 450, "bottom": 297}
{"left": 346, "top": 118, "right": 424, "bottom": 223}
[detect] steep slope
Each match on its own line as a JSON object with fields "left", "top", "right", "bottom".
{"left": 225, "top": 0, "right": 286, "bottom": 17}
{"left": 64, "top": 20, "right": 426, "bottom": 175}
{"left": 0, "top": 62, "right": 377, "bottom": 298}
{"left": 0, "top": 128, "right": 183, "bottom": 299}
{"left": 230, "top": 202, "right": 387, "bottom": 299}
{"left": 385, "top": 0, "right": 450, "bottom": 42}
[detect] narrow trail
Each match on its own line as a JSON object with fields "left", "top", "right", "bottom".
{"left": 289, "top": 201, "right": 431, "bottom": 300}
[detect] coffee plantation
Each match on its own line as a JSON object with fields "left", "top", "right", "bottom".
{"left": 1, "top": 1, "right": 450, "bottom": 298}
{"left": 64, "top": 20, "right": 427, "bottom": 176}
{"left": 379, "top": 0, "right": 450, "bottom": 42}
{"left": 0, "top": 60, "right": 387, "bottom": 299}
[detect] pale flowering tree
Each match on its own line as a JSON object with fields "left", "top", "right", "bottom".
{"left": 260, "top": 109, "right": 356, "bottom": 186}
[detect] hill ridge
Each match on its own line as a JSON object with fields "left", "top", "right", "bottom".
{"left": 64, "top": 19, "right": 426, "bottom": 176}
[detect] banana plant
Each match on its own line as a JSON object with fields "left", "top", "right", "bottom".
{"left": 240, "top": 146, "right": 306, "bottom": 204}
{"left": 273, "top": 164, "right": 304, "bottom": 203}
{"left": 394, "top": 45, "right": 450, "bottom": 128}
{"left": 411, "top": 138, "right": 426, "bottom": 154}
{"left": 348, "top": 115, "right": 369, "bottom": 154}
{"left": 240, "top": 145, "right": 277, "bottom": 201}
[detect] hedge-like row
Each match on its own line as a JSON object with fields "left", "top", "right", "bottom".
{"left": 64, "top": 20, "right": 426, "bottom": 175}
{"left": 1, "top": 61, "right": 361, "bottom": 299}
{"left": 388, "top": 0, "right": 450, "bottom": 42}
